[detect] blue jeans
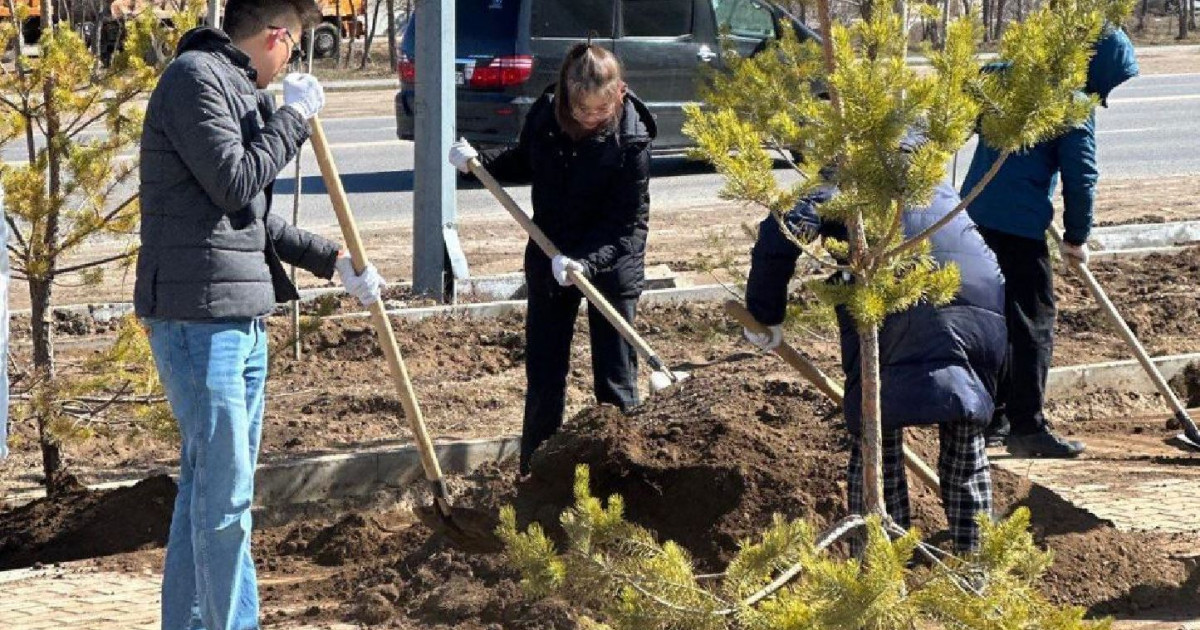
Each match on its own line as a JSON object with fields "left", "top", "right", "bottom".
{"left": 145, "top": 318, "right": 268, "bottom": 630}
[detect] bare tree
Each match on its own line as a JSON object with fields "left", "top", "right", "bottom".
{"left": 386, "top": 0, "right": 397, "bottom": 69}
{"left": 359, "top": 0, "right": 384, "bottom": 69}
{"left": 1180, "top": 0, "right": 1189, "bottom": 39}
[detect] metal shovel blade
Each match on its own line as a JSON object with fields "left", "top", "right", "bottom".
{"left": 1172, "top": 429, "right": 1200, "bottom": 451}
{"left": 414, "top": 503, "right": 505, "bottom": 554}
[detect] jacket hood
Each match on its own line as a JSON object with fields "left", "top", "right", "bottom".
{"left": 175, "top": 26, "right": 257, "bottom": 78}
{"left": 618, "top": 91, "right": 657, "bottom": 144}
{"left": 1086, "top": 26, "right": 1138, "bottom": 106}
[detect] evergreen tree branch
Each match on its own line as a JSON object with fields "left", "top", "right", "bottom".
{"left": 6, "top": 214, "right": 30, "bottom": 252}
{"left": 54, "top": 250, "right": 136, "bottom": 276}
{"left": 885, "top": 148, "right": 1011, "bottom": 258}
{"left": 53, "top": 193, "right": 139, "bottom": 258}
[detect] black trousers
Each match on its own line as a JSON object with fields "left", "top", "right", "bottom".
{"left": 977, "top": 227, "right": 1055, "bottom": 436}
{"left": 521, "top": 284, "right": 639, "bottom": 472}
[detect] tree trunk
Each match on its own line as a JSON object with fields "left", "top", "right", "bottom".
{"left": 386, "top": 0, "right": 398, "bottom": 70}
{"left": 993, "top": 0, "right": 1007, "bottom": 39}
{"left": 858, "top": 323, "right": 887, "bottom": 517}
{"left": 981, "top": 0, "right": 992, "bottom": 41}
{"left": 343, "top": 0, "right": 358, "bottom": 68}
{"left": 1137, "top": 0, "right": 1149, "bottom": 31}
{"left": 1180, "top": 0, "right": 1189, "bottom": 39}
{"left": 860, "top": 0, "right": 874, "bottom": 20}
{"left": 39, "top": 0, "right": 53, "bottom": 31}
{"left": 34, "top": 76, "right": 65, "bottom": 493}
{"left": 360, "top": 0, "right": 384, "bottom": 69}
{"left": 1190, "top": 0, "right": 1196, "bottom": 30}
{"left": 940, "top": 0, "right": 951, "bottom": 47}
{"left": 1017, "top": 0, "right": 1025, "bottom": 23}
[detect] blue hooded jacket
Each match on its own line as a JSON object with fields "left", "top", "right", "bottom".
{"left": 960, "top": 27, "right": 1139, "bottom": 245}
{"left": 746, "top": 181, "right": 1007, "bottom": 434}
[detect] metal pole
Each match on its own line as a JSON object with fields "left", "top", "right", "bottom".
{"left": 412, "top": 0, "right": 465, "bottom": 301}
{"left": 207, "top": 0, "right": 221, "bottom": 29}
{"left": 289, "top": 29, "right": 316, "bottom": 361}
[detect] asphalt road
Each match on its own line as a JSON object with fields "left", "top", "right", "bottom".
{"left": 268, "top": 72, "right": 1200, "bottom": 229}
{"left": 3, "top": 73, "right": 1197, "bottom": 231}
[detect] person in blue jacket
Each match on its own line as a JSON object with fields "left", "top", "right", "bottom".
{"left": 744, "top": 162, "right": 1007, "bottom": 553}
{"left": 960, "top": 26, "right": 1138, "bottom": 458}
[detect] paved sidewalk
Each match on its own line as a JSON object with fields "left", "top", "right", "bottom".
{"left": 0, "top": 565, "right": 356, "bottom": 630}
{"left": 1, "top": 561, "right": 1196, "bottom": 629}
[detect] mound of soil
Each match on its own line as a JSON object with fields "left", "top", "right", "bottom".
{"left": 0, "top": 475, "right": 176, "bottom": 570}
{"left": 256, "top": 369, "right": 1196, "bottom": 627}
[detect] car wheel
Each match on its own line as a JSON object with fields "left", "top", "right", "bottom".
{"left": 310, "top": 23, "right": 340, "bottom": 59}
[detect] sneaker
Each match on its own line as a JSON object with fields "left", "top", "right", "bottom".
{"left": 1006, "top": 429, "right": 1085, "bottom": 458}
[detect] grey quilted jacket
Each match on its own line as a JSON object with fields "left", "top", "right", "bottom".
{"left": 135, "top": 27, "right": 339, "bottom": 320}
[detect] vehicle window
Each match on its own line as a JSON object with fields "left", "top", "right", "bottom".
{"left": 621, "top": 0, "right": 693, "bottom": 38}
{"left": 402, "top": 0, "right": 523, "bottom": 56}
{"left": 532, "top": 0, "right": 615, "bottom": 38}
{"left": 713, "top": 0, "right": 773, "bottom": 38}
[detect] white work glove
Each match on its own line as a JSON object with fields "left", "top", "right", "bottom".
{"left": 551, "top": 254, "right": 586, "bottom": 287}
{"left": 335, "top": 252, "right": 386, "bottom": 307}
{"left": 448, "top": 137, "right": 479, "bottom": 174}
{"left": 743, "top": 325, "right": 783, "bottom": 352}
{"left": 1059, "top": 240, "right": 1090, "bottom": 265}
{"left": 282, "top": 73, "right": 325, "bottom": 120}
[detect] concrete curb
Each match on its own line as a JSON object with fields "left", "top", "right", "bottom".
{"left": 5, "top": 436, "right": 519, "bottom": 512}
{"left": 1047, "top": 352, "right": 1200, "bottom": 397}
{"left": 1090, "top": 246, "right": 1187, "bottom": 261}
{"left": 329, "top": 284, "right": 735, "bottom": 323}
{"left": 254, "top": 436, "right": 518, "bottom": 507}
{"left": 1092, "top": 220, "right": 1200, "bottom": 250}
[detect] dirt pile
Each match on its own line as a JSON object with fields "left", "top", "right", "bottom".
{"left": 283, "top": 371, "right": 1196, "bottom": 626}
{"left": 0, "top": 475, "right": 176, "bottom": 570}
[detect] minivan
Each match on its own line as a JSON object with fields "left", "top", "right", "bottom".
{"left": 394, "top": 0, "right": 818, "bottom": 149}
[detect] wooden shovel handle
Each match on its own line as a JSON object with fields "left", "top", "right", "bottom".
{"left": 469, "top": 157, "right": 672, "bottom": 376}
{"left": 723, "top": 300, "right": 942, "bottom": 493}
{"left": 310, "top": 117, "right": 448, "bottom": 494}
{"left": 1049, "top": 227, "right": 1200, "bottom": 436}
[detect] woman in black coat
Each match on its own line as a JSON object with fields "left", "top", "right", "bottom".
{"left": 450, "top": 44, "right": 657, "bottom": 475}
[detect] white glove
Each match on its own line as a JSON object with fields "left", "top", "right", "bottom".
{"left": 551, "top": 254, "right": 586, "bottom": 287}
{"left": 743, "top": 325, "right": 783, "bottom": 352}
{"left": 283, "top": 73, "right": 325, "bottom": 120}
{"left": 448, "top": 137, "right": 479, "bottom": 174}
{"left": 1059, "top": 240, "right": 1089, "bottom": 265}
{"left": 335, "top": 252, "right": 386, "bottom": 307}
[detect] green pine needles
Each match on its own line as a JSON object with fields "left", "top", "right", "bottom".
{"left": 498, "top": 465, "right": 1108, "bottom": 630}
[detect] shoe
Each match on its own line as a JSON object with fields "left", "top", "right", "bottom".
{"left": 985, "top": 434, "right": 1008, "bottom": 448}
{"left": 1006, "top": 429, "right": 1085, "bottom": 458}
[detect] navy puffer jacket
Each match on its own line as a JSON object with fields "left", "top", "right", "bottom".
{"left": 746, "top": 182, "right": 1007, "bottom": 434}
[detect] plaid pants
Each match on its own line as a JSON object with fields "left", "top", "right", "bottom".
{"left": 847, "top": 422, "right": 992, "bottom": 553}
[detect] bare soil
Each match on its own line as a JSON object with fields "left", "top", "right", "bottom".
{"left": 3, "top": 247, "right": 1199, "bottom": 498}
{"left": 13, "top": 365, "right": 1195, "bottom": 627}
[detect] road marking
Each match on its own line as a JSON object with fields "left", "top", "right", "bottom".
{"left": 1108, "top": 93, "right": 1200, "bottom": 104}
{"left": 1097, "top": 127, "right": 1156, "bottom": 135}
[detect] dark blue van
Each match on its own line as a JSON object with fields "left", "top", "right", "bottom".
{"left": 394, "top": 0, "right": 818, "bottom": 149}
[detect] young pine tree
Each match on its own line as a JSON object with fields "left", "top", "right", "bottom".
{"left": 1, "top": 3, "right": 201, "bottom": 492}
{"left": 683, "top": 0, "right": 1130, "bottom": 518}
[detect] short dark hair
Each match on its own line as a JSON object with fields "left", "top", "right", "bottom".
{"left": 222, "top": 0, "right": 321, "bottom": 41}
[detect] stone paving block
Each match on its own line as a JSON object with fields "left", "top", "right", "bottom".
{"left": 991, "top": 457, "right": 1200, "bottom": 534}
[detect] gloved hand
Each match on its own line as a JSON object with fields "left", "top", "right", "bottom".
{"left": 448, "top": 137, "right": 479, "bottom": 174}
{"left": 283, "top": 73, "right": 325, "bottom": 120}
{"left": 551, "top": 254, "right": 586, "bottom": 287}
{"left": 1059, "top": 240, "right": 1090, "bottom": 265}
{"left": 743, "top": 325, "right": 783, "bottom": 352}
{"left": 335, "top": 252, "right": 386, "bottom": 307}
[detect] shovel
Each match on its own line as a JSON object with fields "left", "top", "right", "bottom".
{"left": 724, "top": 300, "right": 943, "bottom": 493}
{"left": 1049, "top": 227, "right": 1200, "bottom": 451}
{"left": 309, "top": 118, "right": 502, "bottom": 552}
{"left": 468, "top": 157, "right": 687, "bottom": 393}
